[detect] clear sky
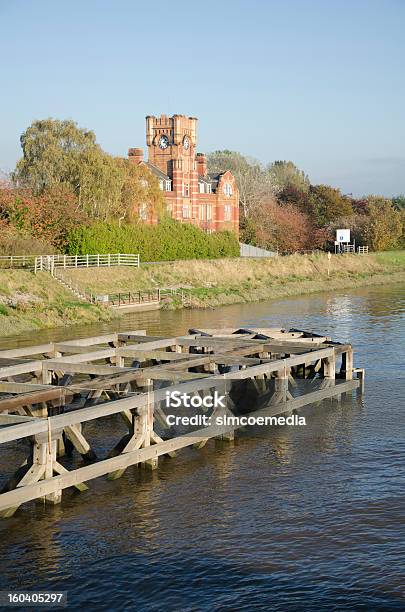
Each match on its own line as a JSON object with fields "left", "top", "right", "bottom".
{"left": 1, "top": 0, "right": 404, "bottom": 196}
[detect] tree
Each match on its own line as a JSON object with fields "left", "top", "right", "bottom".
{"left": 363, "top": 197, "right": 402, "bottom": 250}
{"left": 207, "top": 150, "right": 276, "bottom": 220}
{"left": 392, "top": 194, "right": 405, "bottom": 211}
{"left": 268, "top": 160, "right": 310, "bottom": 192}
{"left": 309, "top": 184, "right": 353, "bottom": 226}
{"left": 12, "top": 118, "right": 165, "bottom": 223}
{"left": 249, "top": 196, "right": 326, "bottom": 253}
{"left": 77, "top": 149, "right": 127, "bottom": 220}
{"left": 278, "top": 184, "right": 314, "bottom": 215}
{"left": 0, "top": 185, "right": 87, "bottom": 249}
{"left": 13, "top": 118, "right": 98, "bottom": 193}
{"left": 122, "top": 162, "right": 166, "bottom": 223}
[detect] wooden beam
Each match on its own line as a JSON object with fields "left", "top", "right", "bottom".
{"left": 0, "top": 361, "right": 43, "bottom": 378}
{"left": 0, "top": 379, "right": 359, "bottom": 513}
{"left": 0, "top": 347, "right": 335, "bottom": 445}
{"left": 0, "top": 388, "right": 72, "bottom": 413}
{"left": 43, "top": 362, "right": 131, "bottom": 376}
{"left": 0, "top": 344, "right": 53, "bottom": 359}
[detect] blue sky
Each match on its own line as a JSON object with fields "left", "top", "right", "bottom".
{"left": 1, "top": 0, "right": 404, "bottom": 196}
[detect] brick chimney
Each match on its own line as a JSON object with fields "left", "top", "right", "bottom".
{"left": 196, "top": 152, "right": 207, "bottom": 177}
{"left": 128, "top": 148, "right": 144, "bottom": 164}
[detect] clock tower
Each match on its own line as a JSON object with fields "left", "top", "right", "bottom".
{"left": 146, "top": 114, "right": 197, "bottom": 177}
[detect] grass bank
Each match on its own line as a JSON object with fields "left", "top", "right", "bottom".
{"left": 0, "top": 270, "right": 117, "bottom": 337}
{"left": 0, "top": 252, "right": 404, "bottom": 338}
{"left": 65, "top": 251, "right": 405, "bottom": 308}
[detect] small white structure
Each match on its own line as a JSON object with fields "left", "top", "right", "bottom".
{"left": 335, "top": 229, "right": 355, "bottom": 254}
{"left": 336, "top": 229, "right": 351, "bottom": 244}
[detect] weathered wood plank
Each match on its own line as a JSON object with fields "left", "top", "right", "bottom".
{"left": 0, "top": 379, "right": 359, "bottom": 513}
{"left": 0, "top": 361, "right": 43, "bottom": 378}
{"left": 0, "top": 347, "right": 335, "bottom": 444}
{"left": 0, "top": 388, "right": 72, "bottom": 413}
{"left": 0, "top": 345, "right": 53, "bottom": 359}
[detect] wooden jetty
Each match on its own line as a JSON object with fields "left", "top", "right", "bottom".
{"left": 0, "top": 327, "right": 364, "bottom": 517}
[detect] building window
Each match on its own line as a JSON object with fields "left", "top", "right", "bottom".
{"left": 182, "top": 204, "right": 191, "bottom": 219}
{"left": 159, "top": 179, "right": 172, "bottom": 191}
{"left": 224, "top": 205, "right": 232, "bottom": 221}
{"left": 198, "top": 182, "right": 212, "bottom": 194}
{"left": 206, "top": 205, "right": 212, "bottom": 220}
{"left": 223, "top": 183, "right": 232, "bottom": 197}
{"left": 183, "top": 183, "right": 190, "bottom": 197}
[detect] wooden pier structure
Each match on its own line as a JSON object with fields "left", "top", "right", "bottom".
{"left": 0, "top": 327, "right": 363, "bottom": 517}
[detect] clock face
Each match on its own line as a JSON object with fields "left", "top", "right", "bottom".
{"left": 158, "top": 135, "right": 169, "bottom": 150}
{"left": 183, "top": 136, "right": 190, "bottom": 150}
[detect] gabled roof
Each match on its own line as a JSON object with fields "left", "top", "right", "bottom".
{"left": 207, "top": 172, "right": 222, "bottom": 190}
{"left": 144, "top": 161, "right": 171, "bottom": 181}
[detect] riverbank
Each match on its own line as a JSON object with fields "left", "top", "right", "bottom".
{"left": 0, "top": 251, "right": 404, "bottom": 337}
{"left": 64, "top": 250, "right": 405, "bottom": 308}
{"left": 0, "top": 270, "right": 117, "bottom": 337}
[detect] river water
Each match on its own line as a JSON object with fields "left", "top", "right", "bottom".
{"left": 0, "top": 285, "right": 404, "bottom": 611}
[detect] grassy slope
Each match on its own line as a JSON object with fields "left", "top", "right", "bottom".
{"left": 0, "top": 252, "right": 403, "bottom": 338}
{"left": 65, "top": 251, "right": 405, "bottom": 308}
{"left": 0, "top": 270, "right": 116, "bottom": 337}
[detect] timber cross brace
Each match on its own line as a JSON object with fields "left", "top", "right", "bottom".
{"left": 0, "top": 327, "right": 364, "bottom": 518}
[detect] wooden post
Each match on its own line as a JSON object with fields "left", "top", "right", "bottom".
{"left": 355, "top": 368, "right": 365, "bottom": 394}
{"left": 142, "top": 379, "right": 158, "bottom": 470}
{"left": 42, "top": 364, "right": 52, "bottom": 385}
{"left": 323, "top": 353, "right": 336, "bottom": 379}
{"left": 341, "top": 348, "right": 353, "bottom": 380}
{"left": 273, "top": 367, "right": 289, "bottom": 408}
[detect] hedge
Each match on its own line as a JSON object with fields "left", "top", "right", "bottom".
{"left": 66, "top": 219, "right": 240, "bottom": 261}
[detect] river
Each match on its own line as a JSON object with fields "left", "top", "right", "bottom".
{"left": 0, "top": 285, "right": 404, "bottom": 611}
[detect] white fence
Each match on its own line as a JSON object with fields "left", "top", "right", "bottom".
{"left": 342, "top": 245, "right": 355, "bottom": 254}
{"left": 37, "top": 253, "right": 139, "bottom": 273}
{"left": 0, "top": 253, "right": 140, "bottom": 273}
{"left": 240, "top": 243, "right": 277, "bottom": 258}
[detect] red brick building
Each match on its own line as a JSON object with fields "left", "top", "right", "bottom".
{"left": 128, "top": 114, "right": 239, "bottom": 236}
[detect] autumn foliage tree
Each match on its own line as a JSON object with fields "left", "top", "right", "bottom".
{"left": 309, "top": 185, "right": 353, "bottom": 226}
{"left": 0, "top": 185, "right": 87, "bottom": 250}
{"left": 12, "top": 118, "right": 165, "bottom": 223}
{"left": 13, "top": 119, "right": 97, "bottom": 193}
{"left": 250, "top": 197, "right": 326, "bottom": 253}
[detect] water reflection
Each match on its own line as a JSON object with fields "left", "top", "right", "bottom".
{"left": 0, "top": 284, "right": 404, "bottom": 610}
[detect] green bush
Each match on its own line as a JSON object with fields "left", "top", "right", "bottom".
{"left": 66, "top": 219, "right": 240, "bottom": 261}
